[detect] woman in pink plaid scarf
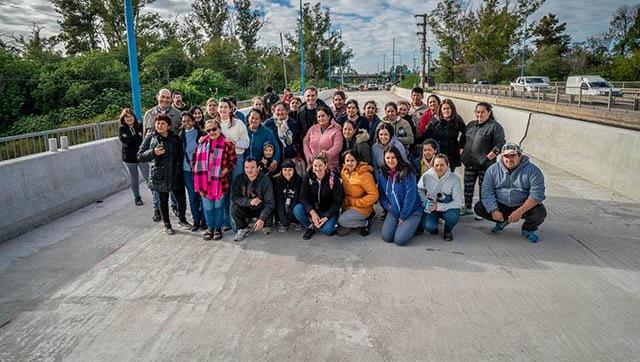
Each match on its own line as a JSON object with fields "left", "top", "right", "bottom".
{"left": 193, "top": 119, "right": 237, "bottom": 241}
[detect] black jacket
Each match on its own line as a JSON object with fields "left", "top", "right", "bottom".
{"left": 119, "top": 124, "right": 144, "bottom": 163}
{"left": 231, "top": 172, "right": 275, "bottom": 222}
{"left": 137, "top": 130, "right": 184, "bottom": 192}
{"left": 424, "top": 114, "right": 467, "bottom": 168}
{"left": 273, "top": 173, "right": 303, "bottom": 211}
{"left": 461, "top": 118, "right": 505, "bottom": 170}
{"left": 297, "top": 98, "right": 332, "bottom": 135}
{"left": 300, "top": 170, "right": 343, "bottom": 218}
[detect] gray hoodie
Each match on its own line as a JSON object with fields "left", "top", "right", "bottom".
{"left": 481, "top": 155, "right": 545, "bottom": 212}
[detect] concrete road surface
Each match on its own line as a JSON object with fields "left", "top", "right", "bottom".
{"left": 1, "top": 91, "right": 639, "bottom": 361}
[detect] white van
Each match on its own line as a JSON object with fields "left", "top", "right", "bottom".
{"left": 510, "top": 76, "right": 551, "bottom": 91}
{"left": 565, "top": 75, "right": 623, "bottom": 97}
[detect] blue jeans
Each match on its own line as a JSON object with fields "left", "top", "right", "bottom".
{"left": 381, "top": 211, "right": 422, "bottom": 246}
{"left": 293, "top": 203, "right": 337, "bottom": 235}
{"left": 202, "top": 197, "right": 224, "bottom": 231}
{"left": 183, "top": 171, "right": 203, "bottom": 225}
{"left": 422, "top": 208, "right": 460, "bottom": 233}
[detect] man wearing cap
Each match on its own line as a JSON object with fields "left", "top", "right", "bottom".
{"left": 474, "top": 142, "right": 547, "bottom": 242}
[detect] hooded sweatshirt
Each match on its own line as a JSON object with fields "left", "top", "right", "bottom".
{"left": 461, "top": 118, "right": 506, "bottom": 169}
{"left": 417, "top": 168, "right": 463, "bottom": 212}
{"left": 481, "top": 155, "right": 546, "bottom": 212}
{"left": 375, "top": 168, "right": 422, "bottom": 220}
{"left": 371, "top": 137, "right": 408, "bottom": 170}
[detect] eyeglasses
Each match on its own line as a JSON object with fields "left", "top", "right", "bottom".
{"left": 503, "top": 153, "right": 519, "bottom": 159}
{"left": 205, "top": 127, "right": 219, "bottom": 133}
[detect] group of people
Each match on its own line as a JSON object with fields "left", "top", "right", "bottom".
{"left": 118, "top": 85, "right": 547, "bottom": 244}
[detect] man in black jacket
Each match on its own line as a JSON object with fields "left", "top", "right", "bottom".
{"left": 231, "top": 158, "right": 275, "bottom": 241}
{"left": 297, "top": 87, "right": 333, "bottom": 134}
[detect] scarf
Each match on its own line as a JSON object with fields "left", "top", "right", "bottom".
{"left": 275, "top": 118, "right": 293, "bottom": 145}
{"left": 193, "top": 134, "right": 226, "bottom": 200}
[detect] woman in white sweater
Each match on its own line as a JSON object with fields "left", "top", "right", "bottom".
{"left": 417, "top": 154, "right": 462, "bottom": 241}
{"left": 218, "top": 97, "right": 250, "bottom": 180}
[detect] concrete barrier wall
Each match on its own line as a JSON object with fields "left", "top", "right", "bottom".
{"left": 0, "top": 139, "right": 129, "bottom": 241}
{"left": 393, "top": 87, "right": 640, "bottom": 201}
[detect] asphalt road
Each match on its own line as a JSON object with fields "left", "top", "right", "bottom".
{"left": 1, "top": 91, "right": 639, "bottom": 361}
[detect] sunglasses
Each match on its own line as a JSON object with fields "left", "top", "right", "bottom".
{"left": 205, "top": 127, "right": 219, "bottom": 133}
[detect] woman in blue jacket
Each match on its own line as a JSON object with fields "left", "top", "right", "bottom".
{"left": 376, "top": 146, "right": 423, "bottom": 246}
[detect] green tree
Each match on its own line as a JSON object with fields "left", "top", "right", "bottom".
{"left": 233, "top": 0, "right": 265, "bottom": 52}
{"left": 13, "top": 25, "right": 61, "bottom": 63}
{"left": 51, "top": 0, "right": 100, "bottom": 54}
{"left": 609, "top": 4, "right": 640, "bottom": 56}
{"left": 140, "top": 46, "right": 191, "bottom": 82}
{"left": 532, "top": 13, "right": 570, "bottom": 54}
{"left": 0, "top": 49, "right": 40, "bottom": 132}
{"left": 192, "top": 0, "right": 229, "bottom": 39}
{"left": 427, "top": 0, "right": 472, "bottom": 82}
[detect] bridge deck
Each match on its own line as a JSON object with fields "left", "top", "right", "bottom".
{"left": 1, "top": 91, "right": 639, "bottom": 361}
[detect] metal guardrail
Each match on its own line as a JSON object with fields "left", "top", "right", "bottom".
{"left": 0, "top": 121, "right": 119, "bottom": 161}
{"left": 436, "top": 83, "right": 640, "bottom": 113}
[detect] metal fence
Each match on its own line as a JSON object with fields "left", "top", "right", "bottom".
{"left": 0, "top": 121, "right": 119, "bottom": 161}
{"left": 436, "top": 83, "right": 640, "bottom": 113}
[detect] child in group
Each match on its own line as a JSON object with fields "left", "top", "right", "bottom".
{"left": 260, "top": 143, "right": 279, "bottom": 177}
{"left": 273, "top": 159, "right": 303, "bottom": 232}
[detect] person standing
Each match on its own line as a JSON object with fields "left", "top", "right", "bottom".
{"left": 245, "top": 108, "right": 281, "bottom": 173}
{"left": 204, "top": 98, "right": 219, "bottom": 121}
{"left": 297, "top": 87, "right": 332, "bottom": 134}
{"left": 460, "top": 102, "right": 506, "bottom": 217}
{"left": 179, "top": 111, "right": 205, "bottom": 232}
{"left": 193, "top": 120, "right": 237, "bottom": 240}
{"left": 303, "top": 106, "right": 344, "bottom": 172}
{"left": 409, "top": 87, "right": 429, "bottom": 130}
{"left": 375, "top": 146, "right": 422, "bottom": 246}
{"left": 264, "top": 101, "right": 303, "bottom": 162}
{"left": 137, "top": 114, "right": 190, "bottom": 234}
{"left": 118, "top": 108, "right": 148, "bottom": 206}
{"left": 341, "top": 120, "right": 372, "bottom": 167}
{"left": 330, "top": 90, "right": 347, "bottom": 119}
{"left": 376, "top": 102, "right": 414, "bottom": 150}
{"left": 424, "top": 99, "right": 466, "bottom": 172}
{"left": 143, "top": 89, "right": 182, "bottom": 135}
{"left": 171, "top": 92, "right": 189, "bottom": 112}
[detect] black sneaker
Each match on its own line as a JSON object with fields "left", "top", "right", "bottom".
{"left": 303, "top": 227, "right": 316, "bottom": 240}
{"left": 165, "top": 227, "right": 175, "bottom": 235}
{"left": 178, "top": 219, "right": 192, "bottom": 229}
{"left": 360, "top": 220, "right": 372, "bottom": 236}
{"left": 443, "top": 231, "right": 453, "bottom": 242}
{"left": 153, "top": 209, "right": 161, "bottom": 222}
{"left": 135, "top": 197, "right": 143, "bottom": 206}
{"left": 190, "top": 224, "right": 199, "bottom": 232}
{"left": 171, "top": 205, "right": 179, "bottom": 218}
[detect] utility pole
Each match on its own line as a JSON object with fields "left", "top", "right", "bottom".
{"left": 124, "top": 0, "right": 142, "bottom": 120}
{"left": 279, "top": 33, "right": 288, "bottom": 89}
{"left": 521, "top": 19, "right": 527, "bottom": 78}
{"left": 415, "top": 13, "right": 428, "bottom": 89}
{"left": 426, "top": 46, "right": 431, "bottom": 87}
{"left": 383, "top": 53, "right": 386, "bottom": 75}
{"left": 339, "top": 29, "right": 344, "bottom": 90}
{"left": 326, "top": 7, "right": 331, "bottom": 90}
{"left": 392, "top": 38, "right": 396, "bottom": 83}
{"left": 299, "top": 0, "right": 305, "bottom": 93}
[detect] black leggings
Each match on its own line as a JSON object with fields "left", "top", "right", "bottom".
{"left": 464, "top": 167, "right": 486, "bottom": 209}
{"left": 158, "top": 188, "right": 186, "bottom": 227}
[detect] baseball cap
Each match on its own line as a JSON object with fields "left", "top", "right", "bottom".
{"left": 501, "top": 142, "right": 522, "bottom": 155}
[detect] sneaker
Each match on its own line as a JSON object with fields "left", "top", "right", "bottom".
{"left": 234, "top": 229, "right": 250, "bottom": 242}
{"left": 460, "top": 206, "right": 473, "bottom": 216}
{"left": 521, "top": 229, "right": 539, "bottom": 243}
{"left": 152, "top": 209, "right": 161, "bottom": 222}
{"left": 262, "top": 227, "right": 272, "bottom": 235}
{"left": 491, "top": 221, "right": 509, "bottom": 234}
{"left": 135, "top": 197, "right": 144, "bottom": 206}
{"left": 302, "top": 227, "right": 316, "bottom": 240}
{"left": 294, "top": 224, "right": 304, "bottom": 232}
{"left": 164, "top": 227, "right": 175, "bottom": 235}
{"left": 443, "top": 231, "right": 453, "bottom": 242}
{"left": 203, "top": 230, "right": 214, "bottom": 241}
{"left": 360, "top": 220, "right": 372, "bottom": 237}
{"left": 222, "top": 225, "right": 232, "bottom": 232}
{"left": 171, "top": 205, "right": 179, "bottom": 218}
{"left": 213, "top": 229, "right": 223, "bottom": 240}
{"left": 473, "top": 212, "right": 484, "bottom": 221}
{"left": 178, "top": 220, "right": 192, "bottom": 229}
{"left": 190, "top": 224, "right": 199, "bottom": 232}
{"left": 278, "top": 225, "right": 288, "bottom": 233}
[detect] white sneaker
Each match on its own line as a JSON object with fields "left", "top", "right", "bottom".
{"left": 234, "top": 229, "right": 250, "bottom": 242}
{"left": 473, "top": 212, "right": 484, "bottom": 221}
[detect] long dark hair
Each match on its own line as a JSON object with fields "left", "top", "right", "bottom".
{"left": 381, "top": 145, "right": 412, "bottom": 180}
{"left": 119, "top": 108, "right": 142, "bottom": 132}
{"left": 437, "top": 98, "right": 458, "bottom": 120}
{"left": 218, "top": 97, "right": 237, "bottom": 127}
{"left": 345, "top": 99, "right": 360, "bottom": 116}
{"left": 376, "top": 122, "right": 395, "bottom": 143}
{"left": 475, "top": 102, "right": 494, "bottom": 120}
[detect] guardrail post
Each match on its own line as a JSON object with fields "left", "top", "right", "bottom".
{"left": 555, "top": 87, "right": 559, "bottom": 104}
{"left": 95, "top": 123, "right": 102, "bottom": 141}
{"left": 60, "top": 136, "right": 69, "bottom": 150}
{"left": 607, "top": 89, "right": 612, "bottom": 111}
{"left": 48, "top": 138, "right": 58, "bottom": 152}
{"left": 578, "top": 88, "right": 582, "bottom": 107}
{"left": 634, "top": 97, "right": 639, "bottom": 111}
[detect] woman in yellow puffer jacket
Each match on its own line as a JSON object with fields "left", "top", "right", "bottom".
{"left": 337, "top": 150, "right": 379, "bottom": 236}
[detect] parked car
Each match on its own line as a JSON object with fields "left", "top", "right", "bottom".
{"left": 565, "top": 75, "right": 623, "bottom": 97}
{"left": 510, "top": 76, "right": 551, "bottom": 92}
{"left": 368, "top": 83, "right": 380, "bottom": 91}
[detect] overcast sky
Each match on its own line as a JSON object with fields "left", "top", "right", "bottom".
{"left": 0, "top": 0, "right": 630, "bottom": 73}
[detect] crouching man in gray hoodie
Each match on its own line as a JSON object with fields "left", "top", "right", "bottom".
{"left": 474, "top": 142, "right": 547, "bottom": 242}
